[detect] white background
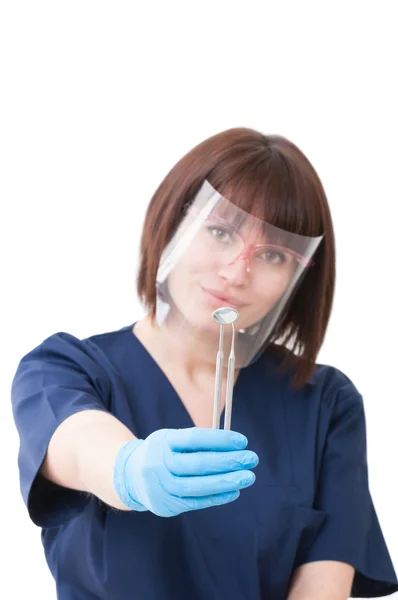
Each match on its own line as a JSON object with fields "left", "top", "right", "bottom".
{"left": 1, "top": 2, "right": 397, "bottom": 598}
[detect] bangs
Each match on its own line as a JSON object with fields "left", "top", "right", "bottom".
{"left": 210, "top": 149, "right": 323, "bottom": 240}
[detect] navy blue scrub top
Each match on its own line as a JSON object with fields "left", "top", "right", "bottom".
{"left": 11, "top": 323, "right": 398, "bottom": 599}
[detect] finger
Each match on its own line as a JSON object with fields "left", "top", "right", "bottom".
{"left": 165, "top": 427, "right": 248, "bottom": 452}
{"left": 166, "top": 450, "right": 259, "bottom": 476}
{"left": 165, "top": 469, "right": 256, "bottom": 497}
{"left": 179, "top": 490, "right": 241, "bottom": 512}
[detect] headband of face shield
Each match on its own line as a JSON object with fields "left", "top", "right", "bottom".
{"left": 155, "top": 179, "right": 324, "bottom": 369}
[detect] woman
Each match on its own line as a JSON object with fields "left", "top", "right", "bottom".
{"left": 11, "top": 128, "right": 398, "bottom": 599}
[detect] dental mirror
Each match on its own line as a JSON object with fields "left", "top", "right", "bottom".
{"left": 212, "top": 307, "right": 239, "bottom": 429}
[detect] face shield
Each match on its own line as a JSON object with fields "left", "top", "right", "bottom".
{"left": 155, "top": 179, "right": 323, "bottom": 366}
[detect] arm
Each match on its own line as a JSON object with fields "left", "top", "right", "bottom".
{"left": 41, "top": 409, "right": 138, "bottom": 511}
{"left": 287, "top": 560, "right": 355, "bottom": 600}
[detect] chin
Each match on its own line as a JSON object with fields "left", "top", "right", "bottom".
{"left": 172, "top": 299, "right": 219, "bottom": 334}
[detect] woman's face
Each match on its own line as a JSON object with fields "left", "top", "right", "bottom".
{"left": 165, "top": 210, "right": 299, "bottom": 336}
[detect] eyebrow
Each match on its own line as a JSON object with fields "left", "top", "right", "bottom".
{"left": 209, "top": 213, "right": 287, "bottom": 246}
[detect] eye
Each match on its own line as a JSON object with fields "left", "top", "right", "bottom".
{"left": 260, "top": 250, "right": 287, "bottom": 265}
{"left": 206, "top": 226, "right": 233, "bottom": 243}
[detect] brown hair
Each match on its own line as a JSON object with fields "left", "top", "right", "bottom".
{"left": 137, "top": 127, "right": 335, "bottom": 390}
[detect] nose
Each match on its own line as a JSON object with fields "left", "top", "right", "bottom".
{"left": 218, "top": 256, "right": 251, "bottom": 285}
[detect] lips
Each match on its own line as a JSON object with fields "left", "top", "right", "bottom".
{"left": 201, "top": 287, "right": 246, "bottom": 308}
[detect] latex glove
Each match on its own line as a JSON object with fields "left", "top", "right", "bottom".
{"left": 113, "top": 426, "right": 259, "bottom": 517}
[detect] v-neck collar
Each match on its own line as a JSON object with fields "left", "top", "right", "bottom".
{"left": 128, "top": 321, "right": 249, "bottom": 429}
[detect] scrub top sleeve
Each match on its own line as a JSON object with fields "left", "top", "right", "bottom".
{"left": 296, "top": 388, "right": 398, "bottom": 598}
{"left": 11, "top": 332, "right": 111, "bottom": 528}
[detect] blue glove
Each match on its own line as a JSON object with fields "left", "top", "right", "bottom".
{"left": 114, "top": 427, "right": 259, "bottom": 517}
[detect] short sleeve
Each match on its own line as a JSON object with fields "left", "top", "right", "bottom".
{"left": 296, "top": 388, "right": 398, "bottom": 597}
{"left": 11, "top": 332, "right": 111, "bottom": 528}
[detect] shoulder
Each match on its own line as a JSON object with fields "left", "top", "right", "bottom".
{"left": 265, "top": 343, "right": 362, "bottom": 410}
{"left": 30, "top": 323, "right": 135, "bottom": 361}
{"left": 82, "top": 323, "right": 133, "bottom": 351}
{"left": 15, "top": 323, "right": 135, "bottom": 390}
{"left": 308, "top": 361, "right": 361, "bottom": 405}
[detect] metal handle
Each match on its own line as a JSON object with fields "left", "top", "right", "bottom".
{"left": 212, "top": 349, "right": 224, "bottom": 429}
{"left": 223, "top": 354, "right": 235, "bottom": 430}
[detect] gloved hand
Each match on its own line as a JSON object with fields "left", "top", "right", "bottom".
{"left": 113, "top": 427, "right": 259, "bottom": 517}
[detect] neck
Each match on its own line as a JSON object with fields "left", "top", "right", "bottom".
{"left": 134, "top": 314, "right": 237, "bottom": 387}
